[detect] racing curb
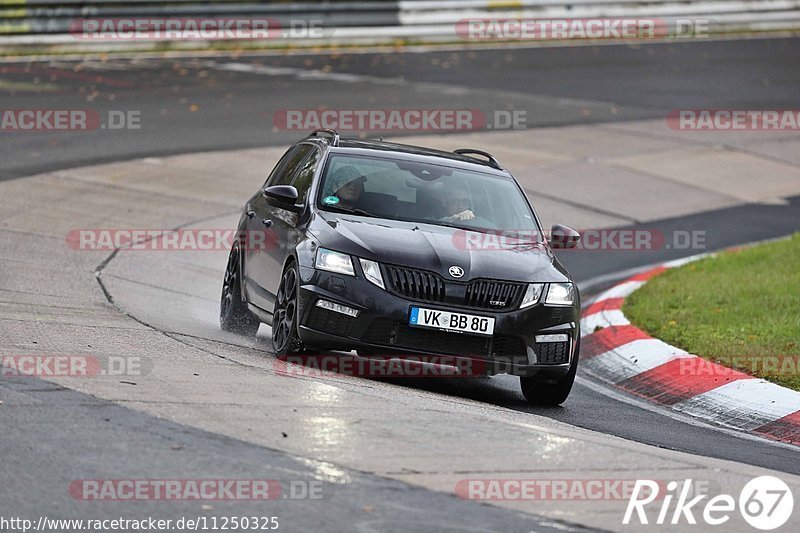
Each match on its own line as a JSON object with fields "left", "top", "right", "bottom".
{"left": 579, "top": 255, "right": 800, "bottom": 446}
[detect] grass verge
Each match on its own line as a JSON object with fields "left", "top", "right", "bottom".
{"left": 623, "top": 233, "right": 800, "bottom": 391}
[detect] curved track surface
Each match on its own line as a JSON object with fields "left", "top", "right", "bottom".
{"left": 2, "top": 37, "right": 799, "bottom": 181}
{"left": 2, "top": 38, "right": 800, "bottom": 531}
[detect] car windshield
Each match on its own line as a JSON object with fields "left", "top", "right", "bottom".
{"left": 317, "top": 153, "right": 542, "bottom": 238}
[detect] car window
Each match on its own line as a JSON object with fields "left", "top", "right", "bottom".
{"left": 290, "top": 148, "right": 320, "bottom": 204}
{"left": 318, "top": 154, "right": 541, "bottom": 235}
{"left": 363, "top": 170, "right": 416, "bottom": 202}
{"left": 265, "top": 146, "right": 297, "bottom": 187}
{"left": 265, "top": 144, "right": 313, "bottom": 187}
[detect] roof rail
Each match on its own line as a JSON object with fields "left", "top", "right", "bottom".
{"left": 453, "top": 148, "right": 502, "bottom": 170}
{"left": 309, "top": 128, "right": 340, "bottom": 147}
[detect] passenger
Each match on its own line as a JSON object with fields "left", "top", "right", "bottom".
{"left": 440, "top": 188, "right": 475, "bottom": 222}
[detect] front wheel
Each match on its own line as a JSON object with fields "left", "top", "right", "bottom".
{"left": 220, "top": 241, "right": 260, "bottom": 336}
{"left": 272, "top": 262, "right": 304, "bottom": 355}
{"left": 520, "top": 337, "right": 580, "bottom": 405}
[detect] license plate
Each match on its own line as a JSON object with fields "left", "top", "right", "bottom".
{"left": 409, "top": 306, "right": 495, "bottom": 336}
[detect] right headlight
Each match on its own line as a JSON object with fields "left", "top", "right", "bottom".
{"left": 545, "top": 282, "right": 575, "bottom": 306}
{"left": 315, "top": 248, "right": 355, "bottom": 276}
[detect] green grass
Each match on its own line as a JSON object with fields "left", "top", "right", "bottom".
{"left": 623, "top": 233, "right": 800, "bottom": 391}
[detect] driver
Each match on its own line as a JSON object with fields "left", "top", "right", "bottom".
{"left": 440, "top": 188, "right": 475, "bottom": 222}
{"left": 327, "top": 166, "right": 366, "bottom": 210}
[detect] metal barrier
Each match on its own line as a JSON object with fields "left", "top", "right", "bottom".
{"left": 1, "top": 0, "right": 798, "bottom": 47}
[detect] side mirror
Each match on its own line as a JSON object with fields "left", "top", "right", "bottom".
{"left": 550, "top": 224, "right": 580, "bottom": 249}
{"left": 263, "top": 185, "right": 302, "bottom": 213}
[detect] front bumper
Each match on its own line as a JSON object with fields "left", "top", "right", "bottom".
{"left": 296, "top": 266, "right": 580, "bottom": 379}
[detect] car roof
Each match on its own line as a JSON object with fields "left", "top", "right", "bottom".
{"left": 305, "top": 135, "right": 512, "bottom": 177}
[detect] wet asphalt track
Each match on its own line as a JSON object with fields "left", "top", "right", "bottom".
{"left": 1, "top": 378, "right": 579, "bottom": 533}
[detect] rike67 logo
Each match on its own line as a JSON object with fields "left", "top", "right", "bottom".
{"left": 624, "top": 476, "right": 794, "bottom": 530}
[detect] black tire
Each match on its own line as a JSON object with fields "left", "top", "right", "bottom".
{"left": 520, "top": 336, "right": 580, "bottom": 406}
{"left": 272, "top": 262, "right": 304, "bottom": 355}
{"left": 220, "top": 241, "right": 260, "bottom": 336}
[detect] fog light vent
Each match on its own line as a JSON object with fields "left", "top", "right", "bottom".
{"left": 315, "top": 299, "right": 359, "bottom": 317}
{"left": 535, "top": 333, "right": 568, "bottom": 343}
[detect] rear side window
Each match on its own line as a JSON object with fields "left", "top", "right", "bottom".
{"left": 265, "top": 144, "right": 313, "bottom": 187}
{"left": 291, "top": 148, "right": 320, "bottom": 204}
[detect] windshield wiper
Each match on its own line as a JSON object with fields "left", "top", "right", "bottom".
{"left": 324, "top": 205, "right": 376, "bottom": 218}
{"left": 432, "top": 221, "right": 471, "bottom": 231}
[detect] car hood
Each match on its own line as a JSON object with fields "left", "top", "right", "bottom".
{"left": 309, "top": 211, "right": 570, "bottom": 283}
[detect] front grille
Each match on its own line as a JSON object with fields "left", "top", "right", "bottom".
{"left": 304, "top": 305, "right": 356, "bottom": 337}
{"left": 382, "top": 264, "right": 525, "bottom": 311}
{"left": 383, "top": 264, "right": 446, "bottom": 303}
{"left": 362, "top": 319, "right": 526, "bottom": 358}
{"left": 465, "top": 280, "right": 526, "bottom": 310}
{"left": 534, "top": 341, "right": 570, "bottom": 364}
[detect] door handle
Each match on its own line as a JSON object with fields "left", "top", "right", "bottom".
{"left": 246, "top": 210, "right": 256, "bottom": 218}
{"left": 262, "top": 219, "right": 273, "bottom": 228}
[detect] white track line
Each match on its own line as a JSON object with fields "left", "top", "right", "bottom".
{"left": 674, "top": 379, "right": 800, "bottom": 431}
{"left": 585, "top": 340, "right": 690, "bottom": 383}
{"left": 575, "top": 375, "right": 800, "bottom": 451}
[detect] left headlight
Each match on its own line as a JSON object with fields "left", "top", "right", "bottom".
{"left": 359, "top": 258, "right": 385, "bottom": 289}
{"left": 520, "top": 283, "right": 544, "bottom": 309}
{"left": 315, "top": 248, "right": 355, "bottom": 276}
{"left": 545, "top": 282, "right": 575, "bottom": 306}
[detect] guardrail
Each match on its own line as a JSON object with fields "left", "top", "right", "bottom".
{"left": 1, "top": 0, "right": 799, "bottom": 49}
